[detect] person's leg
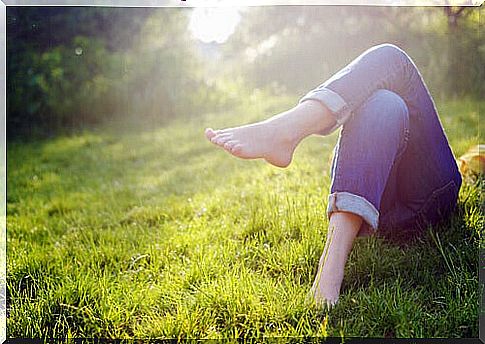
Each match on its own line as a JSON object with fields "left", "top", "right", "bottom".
{"left": 311, "top": 89, "right": 409, "bottom": 307}
{"left": 323, "top": 88, "right": 409, "bottom": 231}
{"left": 206, "top": 44, "right": 460, "bottom": 199}
{"left": 205, "top": 99, "right": 336, "bottom": 167}
{"left": 307, "top": 45, "right": 462, "bottom": 306}
{"left": 311, "top": 211, "right": 362, "bottom": 308}
{"left": 206, "top": 43, "right": 461, "bottom": 304}
{"left": 299, "top": 44, "right": 462, "bottom": 232}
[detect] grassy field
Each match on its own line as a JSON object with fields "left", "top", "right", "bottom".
{"left": 6, "top": 96, "right": 483, "bottom": 339}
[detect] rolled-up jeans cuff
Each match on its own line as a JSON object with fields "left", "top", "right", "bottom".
{"left": 327, "top": 192, "right": 379, "bottom": 231}
{"left": 299, "top": 87, "right": 353, "bottom": 135}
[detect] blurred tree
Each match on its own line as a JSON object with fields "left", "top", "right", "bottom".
{"left": 7, "top": 7, "right": 152, "bottom": 138}
{"left": 223, "top": 6, "right": 483, "bottom": 100}
{"left": 444, "top": 6, "right": 469, "bottom": 28}
{"left": 6, "top": 7, "right": 209, "bottom": 139}
{"left": 442, "top": 6, "right": 483, "bottom": 97}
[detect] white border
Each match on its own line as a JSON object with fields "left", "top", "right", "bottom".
{"left": 0, "top": 1, "right": 482, "bottom": 342}
{"left": 0, "top": 1, "right": 5, "bottom": 342}
{"left": 1, "top": 0, "right": 484, "bottom": 6}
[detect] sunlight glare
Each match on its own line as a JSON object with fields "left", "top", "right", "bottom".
{"left": 189, "top": 7, "right": 241, "bottom": 44}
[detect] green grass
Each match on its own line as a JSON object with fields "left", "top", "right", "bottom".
{"left": 6, "top": 96, "right": 483, "bottom": 339}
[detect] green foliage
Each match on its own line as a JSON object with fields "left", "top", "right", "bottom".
{"left": 6, "top": 98, "right": 482, "bottom": 338}
{"left": 8, "top": 35, "right": 130, "bottom": 135}
{"left": 7, "top": 8, "right": 234, "bottom": 139}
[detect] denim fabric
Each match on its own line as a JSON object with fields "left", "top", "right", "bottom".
{"left": 299, "top": 44, "right": 462, "bottom": 240}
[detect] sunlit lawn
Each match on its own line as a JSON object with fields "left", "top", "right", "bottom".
{"left": 6, "top": 96, "right": 483, "bottom": 338}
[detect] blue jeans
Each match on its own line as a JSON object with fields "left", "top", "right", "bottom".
{"left": 299, "top": 44, "right": 462, "bottom": 241}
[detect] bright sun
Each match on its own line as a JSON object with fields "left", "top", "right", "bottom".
{"left": 189, "top": 7, "right": 241, "bottom": 44}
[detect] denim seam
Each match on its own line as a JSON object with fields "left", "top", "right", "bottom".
{"left": 394, "top": 107, "right": 410, "bottom": 161}
{"left": 327, "top": 191, "right": 380, "bottom": 231}
{"left": 395, "top": 127, "right": 410, "bottom": 160}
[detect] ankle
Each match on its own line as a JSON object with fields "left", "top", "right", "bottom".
{"left": 262, "top": 115, "right": 302, "bottom": 146}
{"left": 293, "top": 100, "right": 335, "bottom": 137}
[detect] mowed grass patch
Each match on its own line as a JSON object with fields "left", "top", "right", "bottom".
{"left": 6, "top": 97, "right": 482, "bottom": 338}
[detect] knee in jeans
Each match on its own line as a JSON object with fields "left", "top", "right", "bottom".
{"left": 366, "top": 89, "right": 409, "bottom": 129}
{"left": 374, "top": 43, "right": 404, "bottom": 54}
{"left": 341, "top": 89, "right": 409, "bottom": 152}
{"left": 370, "top": 43, "right": 409, "bottom": 66}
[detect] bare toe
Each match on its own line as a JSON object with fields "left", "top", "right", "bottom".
{"left": 212, "top": 134, "right": 233, "bottom": 146}
{"left": 210, "top": 132, "right": 232, "bottom": 142}
{"left": 205, "top": 118, "right": 297, "bottom": 168}
{"left": 327, "top": 298, "right": 338, "bottom": 310}
{"left": 223, "top": 140, "right": 238, "bottom": 151}
{"left": 314, "top": 295, "right": 337, "bottom": 310}
{"left": 230, "top": 144, "right": 243, "bottom": 154}
{"left": 205, "top": 128, "right": 217, "bottom": 140}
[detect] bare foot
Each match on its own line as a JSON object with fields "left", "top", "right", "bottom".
{"left": 310, "top": 254, "right": 344, "bottom": 309}
{"left": 310, "top": 212, "right": 362, "bottom": 309}
{"left": 205, "top": 101, "right": 335, "bottom": 168}
{"left": 205, "top": 120, "right": 300, "bottom": 168}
